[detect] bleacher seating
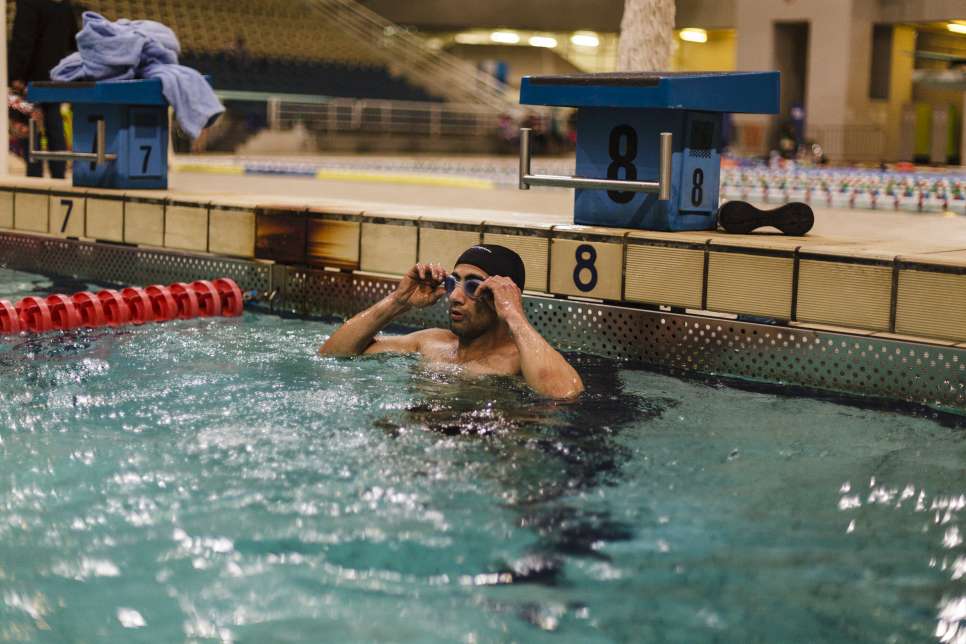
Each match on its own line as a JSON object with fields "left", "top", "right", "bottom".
{"left": 6, "top": 0, "right": 441, "bottom": 101}
{"left": 180, "top": 52, "right": 438, "bottom": 102}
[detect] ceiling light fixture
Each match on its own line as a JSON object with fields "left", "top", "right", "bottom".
{"left": 529, "top": 36, "right": 558, "bottom": 48}
{"left": 570, "top": 32, "right": 600, "bottom": 48}
{"left": 454, "top": 32, "right": 488, "bottom": 45}
{"left": 490, "top": 31, "right": 520, "bottom": 44}
{"left": 679, "top": 28, "right": 708, "bottom": 43}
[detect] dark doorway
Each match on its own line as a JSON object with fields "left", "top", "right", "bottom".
{"left": 773, "top": 21, "right": 810, "bottom": 150}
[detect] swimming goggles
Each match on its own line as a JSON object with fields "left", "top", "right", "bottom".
{"left": 443, "top": 274, "right": 485, "bottom": 299}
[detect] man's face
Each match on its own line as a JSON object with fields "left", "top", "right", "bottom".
{"left": 448, "top": 264, "right": 498, "bottom": 340}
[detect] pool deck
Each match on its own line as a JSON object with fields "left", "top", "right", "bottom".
{"left": 168, "top": 170, "right": 966, "bottom": 246}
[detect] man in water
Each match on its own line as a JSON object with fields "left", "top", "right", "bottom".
{"left": 319, "top": 245, "right": 584, "bottom": 400}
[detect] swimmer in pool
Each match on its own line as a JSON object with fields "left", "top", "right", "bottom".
{"left": 319, "top": 244, "right": 584, "bottom": 400}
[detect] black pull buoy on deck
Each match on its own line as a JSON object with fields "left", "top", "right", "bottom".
{"left": 717, "top": 201, "right": 815, "bottom": 236}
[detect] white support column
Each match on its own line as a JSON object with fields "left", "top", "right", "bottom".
{"left": 617, "top": 0, "right": 675, "bottom": 72}
{"left": 931, "top": 106, "right": 949, "bottom": 165}
{"left": 267, "top": 97, "right": 281, "bottom": 130}
{"left": 1, "top": 0, "right": 9, "bottom": 176}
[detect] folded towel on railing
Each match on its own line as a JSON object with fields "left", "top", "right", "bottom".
{"left": 51, "top": 12, "right": 224, "bottom": 139}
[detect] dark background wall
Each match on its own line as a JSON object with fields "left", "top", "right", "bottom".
{"left": 359, "top": 0, "right": 738, "bottom": 32}
{"left": 359, "top": 0, "right": 626, "bottom": 32}
{"left": 361, "top": 0, "right": 962, "bottom": 33}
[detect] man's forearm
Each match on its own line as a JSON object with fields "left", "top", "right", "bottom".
{"left": 506, "top": 316, "right": 584, "bottom": 399}
{"left": 319, "top": 295, "right": 409, "bottom": 356}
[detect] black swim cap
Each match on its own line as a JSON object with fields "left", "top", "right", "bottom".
{"left": 454, "top": 244, "right": 526, "bottom": 291}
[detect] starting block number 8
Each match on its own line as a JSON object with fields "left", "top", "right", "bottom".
{"left": 690, "top": 169, "right": 704, "bottom": 207}
{"left": 607, "top": 125, "right": 637, "bottom": 204}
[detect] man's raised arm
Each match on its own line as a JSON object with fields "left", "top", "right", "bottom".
{"left": 479, "top": 276, "right": 585, "bottom": 400}
{"left": 319, "top": 263, "right": 447, "bottom": 356}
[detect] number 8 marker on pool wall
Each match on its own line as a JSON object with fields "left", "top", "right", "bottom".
{"left": 518, "top": 72, "right": 780, "bottom": 232}
{"left": 549, "top": 229, "right": 625, "bottom": 301}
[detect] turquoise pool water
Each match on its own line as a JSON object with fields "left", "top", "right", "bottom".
{"left": 1, "top": 266, "right": 964, "bottom": 643}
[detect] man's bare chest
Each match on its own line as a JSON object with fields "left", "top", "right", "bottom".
{"left": 419, "top": 340, "right": 519, "bottom": 376}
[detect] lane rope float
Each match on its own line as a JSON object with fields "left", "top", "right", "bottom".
{"left": 0, "top": 277, "right": 244, "bottom": 335}
{"left": 145, "top": 285, "right": 177, "bottom": 322}
{"left": 97, "top": 289, "right": 130, "bottom": 327}
{"left": 16, "top": 297, "right": 53, "bottom": 333}
{"left": 191, "top": 280, "right": 223, "bottom": 317}
{"left": 0, "top": 299, "right": 21, "bottom": 334}
{"left": 46, "top": 294, "right": 80, "bottom": 330}
{"left": 71, "top": 292, "right": 106, "bottom": 327}
{"left": 168, "top": 283, "right": 200, "bottom": 319}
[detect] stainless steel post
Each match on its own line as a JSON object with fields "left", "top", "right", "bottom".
{"left": 27, "top": 118, "right": 36, "bottom": 163}
{"left": 659, "top": 131, "right": 672, "bottom": 200}
{"left": 96, "top": 119, "right": 107, "bottom": 165}
{"left": 519, "top": 127, "right": 531, "bottom": 190}
{"left": 27, "top": 117, "right": 117, "bottom": 164}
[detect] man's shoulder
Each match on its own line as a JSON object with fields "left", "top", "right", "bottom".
{"left": 416, "top": 327, "right": 456, "bottom": 342}
{"left": 403, "top": 327, "right": 454, "bottom": 344}
{"left": 409, "top": 327, "right": 455, "bottom": 355}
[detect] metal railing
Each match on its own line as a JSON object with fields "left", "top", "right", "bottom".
{"left": 519, "top": 128, "right": 672, "bottom": 199}
{"left": 279, "top": 99, "right": 498, "bottom": 138}
{"left": 29, "top": 118, "right": 116, "bottom": 165}
{"left": 258, "top": 94, "right": 503, "bottom": 138}
{"left": 307, "top": 0, "right": 517, "bottom": 113}
{"left": 807, "top": 124, "right": 886, "bottom": 162}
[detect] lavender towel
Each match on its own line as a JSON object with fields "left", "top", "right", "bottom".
{"left": 51, "top": 12, "right": 224, "bottom": 139}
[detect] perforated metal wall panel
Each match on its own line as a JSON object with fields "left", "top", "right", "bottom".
{"left": 0, "top": 232, "right": 270, "bottom": 293}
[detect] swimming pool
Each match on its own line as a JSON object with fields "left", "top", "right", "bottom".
{"left": 1, "top": 265, "right": 964, "bottom": 642}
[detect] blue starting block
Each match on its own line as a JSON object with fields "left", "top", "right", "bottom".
{"left": 27, "top": 79, "right": 169, "bottom": 190}
{"left": 518, "top": 72, "right": 779, "bottom": 231}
